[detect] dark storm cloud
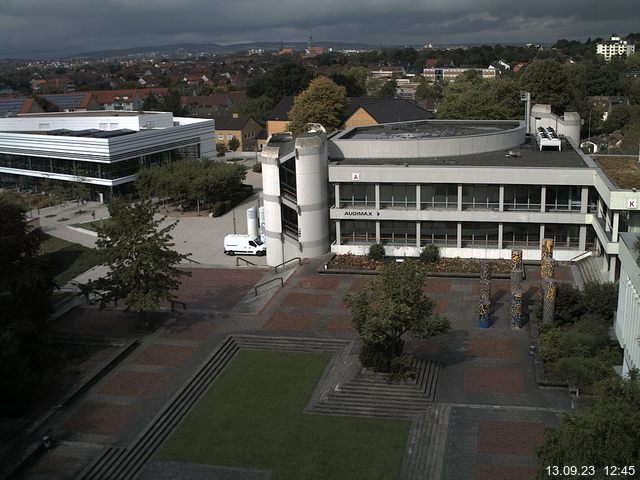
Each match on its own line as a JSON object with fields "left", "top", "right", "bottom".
{"left": 0, "top": 0, "right": 638, "bottom": 57}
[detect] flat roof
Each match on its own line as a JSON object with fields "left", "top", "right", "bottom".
{"left": 339, "top": 120, "right": 521, "bottom": 140}
{"left": 593, "top": 156, "right": 640, "bottom": 189}
{"left": 330, "top": 138, "right": 589, "bottom": 169}
{"left": 14, "top": 111, "right": 159, "bottom": 118}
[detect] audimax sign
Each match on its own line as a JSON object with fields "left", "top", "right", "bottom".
{"left": 344, "top": 211, "right": 380, "bottom": 216}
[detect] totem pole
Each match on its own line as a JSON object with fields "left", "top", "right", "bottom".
{"left": 479, "top": 260, "right": 492, "bottom": 328}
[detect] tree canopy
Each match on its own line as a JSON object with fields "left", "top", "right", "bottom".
{"left": 535, "top": 372, "right": 640, "bottom": 478}
{"left": 246, "top": 62, "right": 315, "bottom": 103}
{"left": 437, "top": 71, "right": 522, "bottom": 120}
{"left": 519, "top": 59, "right": 575, "bottom": 113}
{"left": 0, "top": 196, "right": 53, "bottom": 413}
{"left": 345, "top": 260, "right": 450, "bottom": 373}
{"left": 287, "top": 76, "right": 348, "bottom": 134}
{"left": 91, "top": 199, "right": 190, "bottom": 326}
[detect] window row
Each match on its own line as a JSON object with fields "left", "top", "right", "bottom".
{"left": 337, "top": 183, "right": 598, "bottom": 212}
{"left": 0, "top": 149, "right": 192, "bottom": 180}
{"left": 339, "top": 220, "right": 592, "bottom": 249}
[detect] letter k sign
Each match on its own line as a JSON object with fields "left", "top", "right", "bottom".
{"left": 628, "top": 199, "right": 637, "bottom": 209}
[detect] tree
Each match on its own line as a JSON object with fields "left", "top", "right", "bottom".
{"left": 330, "top": 72, "right": 365, "bottom": 97}
{"left": 535, "top": 372, "right": 640, "bottom": 478}
{"left": 238, "top": 95, "right": 274, "bottom": 126}
{"left": 287, "top": 76, "right": 348, "bottom": 134}
{"left": 519, "top": 59, "right": 574, "bottom": 113}
{"left": 246, "top": 62, "right": 314, "bottom": 102}
{"left": 227, "top": 136, "right": 240, "bottom": 152}
{"left": 91, "top": 199, "right": 190, "bottom": 327}
{"left": 345, "top": 260, "right": 450, "bottom": 373}
{"left": 0, "top": 196, "right": 53, "bottom": 413}
{"left": 381, "top": 79, "right": 398, "bottom": 97}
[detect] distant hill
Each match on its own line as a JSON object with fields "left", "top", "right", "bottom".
{"left": 69, "top": 41, "right": 379, "bottom": 59}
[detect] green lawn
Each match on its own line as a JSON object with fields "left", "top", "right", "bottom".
{"left": 41, "top": 235, "right": 100, "bottom": 285}
{"left": 158, "top": 350, "right": 410, "bottom": 480}
{"left": 72, "top": 219, "right": 111, "bottom": 232}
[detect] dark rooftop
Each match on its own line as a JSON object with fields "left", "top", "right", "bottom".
{"left": 330, "top": 138, "right": 589, "bottom": 169}
{"left": 340, "top": 120, "right": 520, "bottom": 139}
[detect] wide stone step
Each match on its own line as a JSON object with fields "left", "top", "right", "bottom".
{"left": 310, "top": 404, "right": 423, "bottom": 419}
{"left": 233, "top": 335, "right": 348, "bottom": 353}
{"left": 336, "top": 386, "right": 432, "bottom": 400}
{"left": 328, "top": 393, "right": 431, "bottom": 408}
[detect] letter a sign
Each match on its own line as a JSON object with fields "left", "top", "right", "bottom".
{"left": 352, "top": 172, "right": 360, "bottom": 181}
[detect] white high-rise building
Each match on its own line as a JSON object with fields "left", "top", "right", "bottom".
{"left": 596, "top": 34, "right": 635, "bottom": 61}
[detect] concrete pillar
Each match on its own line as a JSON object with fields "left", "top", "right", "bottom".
{"left": 581, "top": 187, "right": 589, "bottom": 214}
{"left": 458, "top": 184, "right": 463, "bottom": 211}
{"left": 539, "top": 225, "right": 545, "bottom": 251}
{"left": 334, "top": 184, "right": 340, "bottom": 208}
{"left": 294, "top": 133, "right": 329, "bottom": 259}
{"left": 597, "top": 197, "right": 603, "bottom": 219}
{"left": 498, "top": 223, "right": 503, "bottom": 250}
{"left": 499, "top": 185, "right": 504, "bottom": 212}
{"left": 335, "top": 220, "right": 341, "bottom": 246}
{"left": 376, "top": 221, "right": 380, "bottom": 243}
{"left": 457, "top": 222, "right": 462, "bottom": 249}
{"left": 609, "top": 255, "right": 617, "bottom": 282}
{"left": 415, "top": 185, "right": 421, "bottom": 211}
{"left": 375, "top": 184, "right": 380, "bottom": 210}
{"left": 540, "top": 186, "right": 546, "bottom": 213}
{"left": 605, "top": 210, "right": 611, "bottom": 232}
{"left": 261, "top": 146, "right": 284, "bottom": 267}
{"left": 579, "top": 225, "right": 587, "bottom": 251}
{"left": 612, "top": 212, "right": 620, "bottom": 241}
{"left": 416, "top": 222, "right": 421, "bottom": 247}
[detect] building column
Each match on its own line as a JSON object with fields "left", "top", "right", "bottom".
{"left": 579, "top": 225, "right": 587, "bottom": 251}
{"left": 602, "top": 253, "right": 609, "bottom": 272}
{"left": 609, "top": 255, "right": 617, "bottom": 282}
{"left": 335, "top": 220, "right": 341, "bottom": 246}
{"left": 334, "top": 184, "right": 340, "bottom": 208}
{"left": 499, "top": 185, "right": 504, "bottom": 212}
{"left": 605, "top": 211, "right": 611, "bottom": 232}
{"left": 580, "top": 186, "right": 589, "bottom": 214}
{"left": 457, "top": 222, "right": 462, "bottom": 249}
{"left": 612, "top": 212, "right": 620, "bottom": 241}
{"left": 375, "top": 184, "right": 380, "bottom": 210}
{"left": 539, "top": 225, "right": 545, "bottom": 251}
{"left": 498, "top": 223, "right": 503, "bottom": 249}
{"left": 540, "top": 186, "right": 546, "bottom": 213}
{"left": 416, "top": 222, "right": 421, "bottom": 248}
{"left": 458, "top": 184, "right": 463, "bottom": 211}
{"left": 376, "top": 221, "right": 380, "bottom": 243}
{"left": 597, "top": 197, "right": 603, "bottom": 219}
{"left": 415, "top": 185, "right": 421, "bottom": 211}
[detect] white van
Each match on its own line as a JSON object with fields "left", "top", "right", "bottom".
{"left": 223, "top": 234, "right": 266, "bottom": 256}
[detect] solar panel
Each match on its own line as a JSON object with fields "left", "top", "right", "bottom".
{"left": 0, "top": 97, "right": 26, "bottom": 116}
{"left": 42, "top": 93, "right": 85, "bottom": 110}
{"left": 92, "top": 129, "right": 135, "bottom": 138}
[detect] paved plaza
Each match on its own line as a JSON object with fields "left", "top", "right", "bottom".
{"left": 12, "top": 256, "right": 576, "bottom": 480}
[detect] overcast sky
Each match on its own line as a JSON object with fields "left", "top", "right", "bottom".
{"left": 1, "top": 0, "right": 639, "bottom": 58}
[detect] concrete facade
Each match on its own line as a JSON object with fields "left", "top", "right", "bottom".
{"left": 614, "top": 232, "right": 640, "bottom": 375}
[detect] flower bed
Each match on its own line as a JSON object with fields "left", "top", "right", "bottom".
{"left": 328, "top": 254, "right": 512, "bottom": 274}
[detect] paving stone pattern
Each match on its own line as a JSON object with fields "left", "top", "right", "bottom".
{"left": 21, "top": 260, "right": 575, "bottom": 480}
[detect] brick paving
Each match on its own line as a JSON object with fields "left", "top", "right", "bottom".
{"left": 22, "top": 259, "right": 576, "bottom": 480}
{"left": 132, "top": 344, "right": 197, "bottom": 368}
{"left": 98, "top": 370, "right": 172, "bottom": 398}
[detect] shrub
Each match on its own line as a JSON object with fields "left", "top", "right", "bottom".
{"left": 387, "top": 355, "right": 416, "bottom": 383}
{"left": 553, "top": 284, "right": 584, "bottom": 326}
{"left": 420, "top": 244, "right": 440, "bottom": 263}
{"left": 211, "top": 200, "right": 232, "bottom": 217}
{"left": 580, "top": 281, "right": 618, "bottom": 323}
{"left": 555, "top": 356, "right": 613, "bottom": 391}
{"left": 252, "top": 162, "right": 262, "bottom": 173}
{"left": 368, "top": 242, "right": 385, "bottom": 260}
{"left": 216, "top": 142, "right": 227, "bottom": 157}
{"left": 537, "top": 326, "right": 563, "bottom": 363}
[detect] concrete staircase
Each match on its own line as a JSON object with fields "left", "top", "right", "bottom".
{"left": 574, "top": 255, "right": 605, "bottom": 286}
{"left": 76, "top": 335, "right": 350, "bottom": 480}
{"left": 309, "top": 357, "right": 440, "bottom": 419}
{"left": 400, "top": 404, "right": 451, "bottom": 480}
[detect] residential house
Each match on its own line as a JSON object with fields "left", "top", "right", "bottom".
{"left": 0, "top": 97, "right": 43, "bottom": 117}
{"left": 38, "top": 92, "right": 99, "bottom": 112}
{"left": 214, "top": 113, "right": 262, "bottom": 152}
{"left": 181, "top": 92, "right": 247, "bottom": 118}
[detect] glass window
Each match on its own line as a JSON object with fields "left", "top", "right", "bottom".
{"left": 380, "top": 184, "right": 416, "bottom": 209}
{"left": 420, "top": 183, "right": 457, "bottom": 209}
{"left": 339, "top": 183, "right": 375, "bottom": 207}
{"left": 340, "top": 220, "right": 376, "bottom": 244}
{"left": 545, "top": 186, "right": 582, "bottom": 211}
{"left": 461, "top": 222, "right": 498, "bottom": 247}
{"left": 504, "top": 185, "right": 541, "bottom": 211}
{"left": 503, "top": 223, "right": 540, "bottom": 247}
{"left": 380, "top": 221, "right": 417, "bottom": 245}
{"left": 420, "top": 221, "right": 457, "bottom": 246}
{"left": 462, "top": 185, "right": 499, "bottom": 210}
{"left": 545, "top": 224, "right": 580, "bottom": 249}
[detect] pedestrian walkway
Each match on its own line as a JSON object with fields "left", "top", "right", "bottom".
{"left": 17, "top": 259, "right": 575, "bottom": 480}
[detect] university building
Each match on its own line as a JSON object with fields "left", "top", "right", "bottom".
{"left": 260, "top": 105, "right": 640, "bottom": 284}
{"left": 0, "top": 111, "right": 215, "bottom": 202}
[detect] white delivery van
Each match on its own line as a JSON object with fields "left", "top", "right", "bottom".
{"left": 223, "top": 234, "right": 266, "bottom": 256}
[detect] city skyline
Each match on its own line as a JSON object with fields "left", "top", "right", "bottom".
{"left": 1, "top": 0, "right": 639, "bottom": 58}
